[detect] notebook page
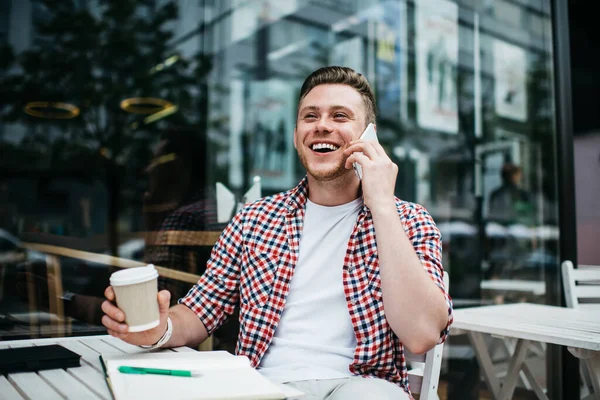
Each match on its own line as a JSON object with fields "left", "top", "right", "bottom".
{"left": 102, "top": 351, "right": 287, "bottom": 400}
{"left": 103, "top": 350, "right": 249, "bottom": 371}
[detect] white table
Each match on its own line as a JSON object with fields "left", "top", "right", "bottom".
{"left": 453, "top": 303, "right": 600, "bottom": 400}
{"left": 0, "top": 335, "right": 197, "bottom": 399}
{"left": 480, "top": 280, "right": 546, "bottom": 296}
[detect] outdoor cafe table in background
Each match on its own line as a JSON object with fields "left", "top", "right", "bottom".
{"left": 452, "top": 303, "right": 600, "bottom": 400}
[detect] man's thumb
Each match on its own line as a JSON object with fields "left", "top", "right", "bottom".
{"left": 158, "top": 290, "right": 171, "bottom": 314}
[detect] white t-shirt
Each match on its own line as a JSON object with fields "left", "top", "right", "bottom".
{"left": 258, "top": 197, "right": 363, "bottom": 383}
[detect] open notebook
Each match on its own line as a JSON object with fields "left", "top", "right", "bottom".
{"left": 100, "top": 351, "right": 302, "bottom": 400}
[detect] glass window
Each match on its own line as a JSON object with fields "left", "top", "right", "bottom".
{"left": 0, "top": 0, "right": 561, "bottom": 397}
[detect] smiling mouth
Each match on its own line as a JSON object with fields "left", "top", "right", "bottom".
{"left": 311, "top": 143, "right": 340, "bottom": 153}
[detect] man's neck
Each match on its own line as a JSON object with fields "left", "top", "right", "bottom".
{"left": 306, "top": 173, "right": 361, "bottom": 206}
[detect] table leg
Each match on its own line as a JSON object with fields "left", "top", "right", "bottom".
{"left": 468, "top": 333, "right": 548, "bottom": 400}
{"left": 468, "top": 331, "right": 501, "bottom": 395}
{"left": 502, "top": 337, "right": 549, "bottom": 400}
{"left": 520, "top": 362, "right": 549, "bottom": 400}
{"left": 496, "top": 339, "right": 532, "bottom": 400}
{"left": 501, "top": 338, "right": 532, "bottom": 390}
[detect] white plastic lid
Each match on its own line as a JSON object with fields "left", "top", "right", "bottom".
{"left": 110, "top": 264, "right": 159, "bottom": 286}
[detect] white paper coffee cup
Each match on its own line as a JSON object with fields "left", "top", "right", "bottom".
{"left": 110, "top": 265, "right": 160, "bottom": 332}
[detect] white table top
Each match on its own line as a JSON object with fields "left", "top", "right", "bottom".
{"left": 0, "top": 335, "right": 196, "bottom": 400}
{"left": 453, "top": 303, "right": 600, "bottom": 351}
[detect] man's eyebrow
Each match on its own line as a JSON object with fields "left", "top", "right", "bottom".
{"left": 329, "top": 105, "right": 354, "bottom": 114}
{"left": 298, "top": 105, "right": 319, "bottom": 114}
{"left": 298, "top": 105, "right": 355, "bottom": 114}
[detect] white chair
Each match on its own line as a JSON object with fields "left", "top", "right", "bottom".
{"left": 561, "top": 260, "right": 600, "bottom": 399}
{"left": 405, "top": 272, "right": 448, "bottom": 400}
{"left": 561, "top": 260, "right": 600, "bottom": 310}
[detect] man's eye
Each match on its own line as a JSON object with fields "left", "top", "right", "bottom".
{"left": 304, "top": 114, "right": 317, "bottom": 119}
{"left": 334, "top": 113, "right": 347, "bottom": 119}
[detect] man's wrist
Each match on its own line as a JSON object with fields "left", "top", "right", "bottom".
{"left": 140, "top": 316, "right": 173, "bottom": 350}
{"left": 367, "top": 200, "right": 397, "bottom": 218}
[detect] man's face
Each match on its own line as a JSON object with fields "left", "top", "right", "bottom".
{"left": 294, "top": 84, "right": 368, "bottom": 182}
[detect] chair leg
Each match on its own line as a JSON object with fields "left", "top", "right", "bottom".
{"left": 26, "top": 263, "right": 39, "bottom": 338}
{"left": 46, "top": 255, "right": 68, "bottom": 337}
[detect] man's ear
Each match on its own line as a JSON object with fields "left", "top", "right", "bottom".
{"left": 293, "top": 128, "right": 298, "bottom": 149}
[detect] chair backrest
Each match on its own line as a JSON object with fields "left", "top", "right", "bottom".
{"left": 405, "top": 271, "right": 448, "bottom": 400}
{"left": 561, "top": 260, "right": 600, "bottom": 309}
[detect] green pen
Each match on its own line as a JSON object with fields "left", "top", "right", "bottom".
{"left": 118, "top": 366, "right": 202, "bottom": 377}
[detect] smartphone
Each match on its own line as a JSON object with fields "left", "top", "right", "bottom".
{"left": 353, "top": 123, "right": 378, "bottom": 180}
{"left": 0, "top": 344, "right": 81, "bottom": 374}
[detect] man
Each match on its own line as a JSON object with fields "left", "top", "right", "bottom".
{"left": 102, "top": 66, "right": 453, "bottom": 400}
{"left": 488, "top": 162, "right": 533, "bottom": 225}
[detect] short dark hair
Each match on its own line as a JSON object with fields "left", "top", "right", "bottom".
{"left": 297, "top": 66, "right": 376, "bottom": 125}
{"left": 501, "top": 163, "right": 521, "bottom": 183}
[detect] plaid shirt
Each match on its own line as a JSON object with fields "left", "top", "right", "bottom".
{"left": 180, "top": 177, "right": 453, "bottom": 396}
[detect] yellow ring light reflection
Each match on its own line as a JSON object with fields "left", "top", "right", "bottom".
{"left": 120, "top": 97, "right": 174, "bottom": 115}
{"left": 24, "top": 102, "right": 80, "bottom": 119}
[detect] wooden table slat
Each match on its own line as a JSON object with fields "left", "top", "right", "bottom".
{"left": 55, "top": 340, "right": 106, "bottom": 373}
{"left": 5, "top": 342, "right": 29, "bottom": 349}
{"left": 0, "top": 375, "right": 26, "bottom": 400}
{"left": 8, "top": 372, "right": 62, "bottom": 400}
{"left": 38, "top": 368, "right": 103, "bottom": 400}
{"left": 101, "top": 336, "right": 149, "bottom": 354}
{"left": 80, "top": 337, "right": 127, "bottom": 355}
{"left": 64, "top": 364, "right": 112, "bottom": 400}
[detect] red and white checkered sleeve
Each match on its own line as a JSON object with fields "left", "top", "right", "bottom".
{"left": 179, "top": 211, "right": 244, "bottom": 335}
{"left": 404, "top": 204, "right": 453, "bottom": 344}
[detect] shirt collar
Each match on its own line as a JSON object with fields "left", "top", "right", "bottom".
{"left": 284, "top": 176, "right": 309, "bottom": 214}
{"left": 284, "top": 176, "right": 370, "bottom": 217}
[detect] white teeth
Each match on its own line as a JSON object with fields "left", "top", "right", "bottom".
{"left": 312, "top": 143, "right": 339, "bottom": 151}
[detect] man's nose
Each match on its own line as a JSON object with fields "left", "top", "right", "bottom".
{"left": 315, "top": 117, "right": 333, "bottom": 133}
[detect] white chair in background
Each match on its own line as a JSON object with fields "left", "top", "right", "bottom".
{"left": 562, "top": 260, "right": 600, "bottom": 310}
{"left": 405, "top": 271, "right": 448, "bottom": 400}
{"left": 561, "top": 260, "right": 600, "bottom": 399}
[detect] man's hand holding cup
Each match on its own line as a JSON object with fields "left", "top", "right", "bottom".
{"left": 101, "top": 264, "right": 171, "bottom": 347}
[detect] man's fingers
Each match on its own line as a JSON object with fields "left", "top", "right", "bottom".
{"left": 101, "top": 299, "right": 125, "bottom": 321}
{"left": 107, "top": 328, "right": 128, "bottom": 339}
{"left": 104, "top": 286, "right": 115, "bottom": 301}
{"left": 102, "top": 315, "right": 128, "bottom": 333}
{"left": 345, "top": 152, "right": 370, "bottom": 170}
{"left": 346, "top": 142, "right": 377, "bottom": 159}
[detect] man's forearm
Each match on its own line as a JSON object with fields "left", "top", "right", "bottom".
{"left": 162, "top": 304, "right": 210, "bottom": 348}
{"left": 370, "top": 204, "right": 448, "bottom": 354}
